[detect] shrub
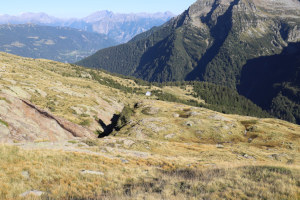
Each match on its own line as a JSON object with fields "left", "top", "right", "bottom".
{"left": 83, "top": 139, "right": 98, "bottom": 146}
{"left": 79, "top": 119, "right": 91, "bottom": 127}
{"left": 116, "top": 105, "right": 134, "bottom": 130}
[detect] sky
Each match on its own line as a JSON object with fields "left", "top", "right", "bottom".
{"left": 1, "top": 0, "right": 196, "bottom": 18}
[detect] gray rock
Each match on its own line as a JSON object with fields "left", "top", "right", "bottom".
{"left": 216, "top": 144, "right": 224, "bottom": 148}
{"left": 195, "top": 130, "right": 204, "bottom": 134}
{"left": 123, "top": 139, "right": 135, "bottom": 148}
{"left": 209, "top": 114, "right": 231, "bottom": 122}
{"left": 185, "top": 121, "right": 193, "bottom": 127}
{"left": 142, "top": 107, "right": 160, "bottom": 115}
{"left": 203, "top": 163, "right": 217, "bottom": 167}
{"left": 243, "top": 154, "right": 255, "bottom": 159}
{"left": 81, "top": 170, "right": 104, "bottom": 176}
{"left": 189, "top": 111, "right": 200, "bottom": 116}
{"left": 121, "top": 159, "right": 129, "bottom": 164}
{"left": 134, "top": 102, "right": 143, "bottom": 109}
{"left": 147, "top": 123, "right": 166, "bottom": 133}
{"left": 173, "top": 113, "right": 180, "bottom": 118}
{"left": 268, "top": 154, "right": 286, "bottom": 161}
{"left": 243, "top": 154, "right": 249, "bottom": 158}
{"left": 20, "top": 190, "right": 44, "bottom": 197}
{"left": 165, "top": 133, "right": 176, "bottom": 139}
{"left": 21, "top": 171, "right": 30, "bottom": 179}
{"left": 247, "top": 126, "right": 258, "bottom": 132}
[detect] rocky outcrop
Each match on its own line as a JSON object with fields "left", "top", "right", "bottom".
{"left": 21, "top": 99, "right": 95, "bottom": 139}
{"left": 0, "top": 93, "right": 96, "bottom": 143}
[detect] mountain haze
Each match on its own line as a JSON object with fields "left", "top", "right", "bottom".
{"left": 0, "top": 11, "right": 175, "bottom": 43}
{"left": 78, "top": 0, "right": 300, "bottom": 124}
{"left": 0, "top": 24, "right": 116, "bottom": 63}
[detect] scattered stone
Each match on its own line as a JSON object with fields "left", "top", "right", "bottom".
{"left": 203, "top": 163, "right": 217, "bottom": 167}
{"left": 247, "top": 126, "right": 258, "bottom": 132}
{"left": 147, "top": 123, "right": 166, "bottom": 133}
{"left": 136, "top": 132, "right": 147, "bottom": 140}
{"left": 173, "top": 113, "right": 180, "bottom": 118}
{"left": 165, "top": 133, "right": 176, "bottom": 139}
{"left": 228, "top": 132, "right": 233, "bottom": 135}
{"left": 209, "top": 114, "right": 231, "bottom": 122}
{"left": 243, "top": 154, "right": 249, "bottom": 158}
{"left": 189, "top": 111, "right": 200, "bottom": 116}
{"left": 21, "top": 171, "right": 30, "bottom": 179}
{"left": 123, "top": 139, "right": 135, "bottom": 148}
{"left": 81, "top": 170, "right": 104, "bottom": 176}
{"left": 216, "top": 144, "right": 224, "bottom": 148}
{"left": 195, "top": 130, "right": 204, "bottom": 135}
{"left": 243, "top": 154, "right": 255, "bottom": 159}
{"left": 248, "top": 138, "right": 253, "bottom": 143}
{"left": 20, "top": 190, "right": 44, "bottom": 197}
{"left": 185, "top": 121, "right": 193, "bottom": 127}
{"left": 287, "top": 159, "right": 294, "bottom": 165}
{"left": 133, "top": 152, "right": 149, "bottom": 158}
{"left": 142, "top": 107, "right": 160, "bottom": 115}
{"left": 100, "top": 149, "right": 107, "bottom": 153}
{"left": 134, "top": 102, "right": 143, "bottom": 109}
{"left": 121, "top": 159, "right": 129, "bottom": 164}
{"left": 268, "top": 154, "right": 287, "bottom": 161}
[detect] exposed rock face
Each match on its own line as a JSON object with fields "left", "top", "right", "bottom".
{"left": 0, "top": 93, "right": 96, "bottom": 143}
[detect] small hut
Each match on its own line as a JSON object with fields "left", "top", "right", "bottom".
{"left": 145, "top": 91, "right": 152, "bottom": 96}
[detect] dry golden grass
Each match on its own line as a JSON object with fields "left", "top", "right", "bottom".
{"left": 0, "top": 52, "right": 300, "bottom": 199}
{"left": 0, "top": 53, "right": 125, "bottom": 130}
{"left": 0, "top": 144, "right": 299, "bottom": 200}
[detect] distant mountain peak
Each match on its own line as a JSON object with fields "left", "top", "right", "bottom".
{"left": 83, "top": 10, "right": 175, "bottom": 23}
{"left": 0, "top": 11, "right": 175, "bottom": 43}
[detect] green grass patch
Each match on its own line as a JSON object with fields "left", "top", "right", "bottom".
{"left": 0, "top": 97, "right": 11, "bottom": 104}
{"left": 0, "top": 119, "right": 8, "bottom": 127}
{"left": 79, "top": 119, "right": 91, "bottom": 127}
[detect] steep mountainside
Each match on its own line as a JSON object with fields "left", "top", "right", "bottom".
{"left": 78, "top": 0, "right": 300, "bottom": 85}
{"left": 0, "top": 11, "right": 174, "bottom": 43}
{"left": 78, "top": 0, "right": 300, "bottom": 124}
{"left": 238, "top": 42, "right": 300, "bottom": 124}
{"left": 0, "top": 24, "right": 116, "bottom": 63}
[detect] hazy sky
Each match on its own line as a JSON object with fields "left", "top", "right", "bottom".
{"left": 1, "top": 0, "right": 196, "bottom": 18}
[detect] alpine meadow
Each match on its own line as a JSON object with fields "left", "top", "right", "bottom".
{"left": 0, "top": 0, "right": 300, "bottom": 199}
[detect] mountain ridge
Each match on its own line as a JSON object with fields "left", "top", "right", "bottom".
{"left": 0, "top": 11, "right": 175, "bottom": 43}
{"left": 77, "top": 0, "right": 300, "bottom": 124}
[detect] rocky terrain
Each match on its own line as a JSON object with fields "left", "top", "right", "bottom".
{"left": 0, "top": 52, "right": 299, "bottom": 199}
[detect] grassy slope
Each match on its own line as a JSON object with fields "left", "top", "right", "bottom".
{"left": 0, "top": 52, "right": 299, "bottom": 199}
